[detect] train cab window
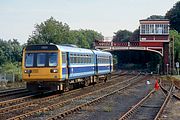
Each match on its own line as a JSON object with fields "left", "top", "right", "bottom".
{"left": 25, "top": 53, "right": 34, "bottom": 67}
{"left": 49, "top": 53, "right": 58, "bottom": 66}
{"left": 37, "top": 53, "right": 46, "bottom": 67}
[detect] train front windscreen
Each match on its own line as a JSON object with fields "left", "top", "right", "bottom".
{"left": 25, "top": 52, "right": 58, "bottom": 67}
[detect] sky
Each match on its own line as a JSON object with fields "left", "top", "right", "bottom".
{"left": 0, "top": 0, "right": 179, "bottom": 44}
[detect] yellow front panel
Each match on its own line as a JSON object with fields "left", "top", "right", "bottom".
{"left": 22, "top": 50, "right": 62, "bottom": 81}
{"left": 23, "top": 68, "right": 60, "bottom": 81}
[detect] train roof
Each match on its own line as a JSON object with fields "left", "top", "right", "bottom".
{"left": 92, "top": 50, "right": 112, "bottom": 56}
{"left": 58, "top": 45, "right": 112, "bottom": 56}
{"left": 57, "top": 45, "right": 93, "bottom": 54}
{"left": 25, "top": 44, "right": 58, "bottom": 51}
{"left": 24, "top": 44, "right": 112, "bottom": 56}
{"left": 24, "top": 44, "right": 92, "bottom": 54}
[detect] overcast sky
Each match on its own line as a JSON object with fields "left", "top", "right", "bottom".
{"left": 0, "top": 0, "right": 178, "bottom": 44}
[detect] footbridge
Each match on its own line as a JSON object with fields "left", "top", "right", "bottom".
{"left": 95, "top": 19, "right": 170, "bottom": 74}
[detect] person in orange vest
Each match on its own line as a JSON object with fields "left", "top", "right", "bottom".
{"left": 154, "top": 80, "right": 160, "bottom": 91}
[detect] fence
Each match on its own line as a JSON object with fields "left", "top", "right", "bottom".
{"left": 0, "top": 73, "right": 15, "bottom": 82}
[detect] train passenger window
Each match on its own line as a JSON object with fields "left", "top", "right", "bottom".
{"left": 25, "top": 53, "right": 34, "bottom": 67}
{"left": 37, "top": 53, "right": 46, "bottom": 67}
{"left": 88, "top": 58, "right": 90, "bottom": 63}
{"left": 49, "top": 53, "right": 58, "bottom": 66}
{"left": 84, "top": 57, "right": 86, "bottom": 63}
{"left": 77, "top": 57, "right": 80, "bottom": 64}
{"left": 62, "top": 53, "right": 66, "bottom": 64}
{"left": 73, "top": 57, "right": 75, "bottom": 63}
{"left": 82, "top": 56, "right": 85, "bottom": 63}
{"left": 72, "top": 56, "right": 74, "bottom": 63}
{"left": 80, "top": 57, "right": 82, "bottom": 63}
{"left": 70, "top": 56, "right": 73, "bottom": 63}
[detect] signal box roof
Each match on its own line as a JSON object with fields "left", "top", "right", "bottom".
{"left": 140, "top": 19, "right": 169, "bottom": 24}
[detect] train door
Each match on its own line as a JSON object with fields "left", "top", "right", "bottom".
{"left": 95, "top": 55, "right": 98, "bottom": 74}
{"left": 66, "top": 52, "right": 70, "bottom": 79}
{"left": 109, "top": 56, "right": 112, "bottom": 72}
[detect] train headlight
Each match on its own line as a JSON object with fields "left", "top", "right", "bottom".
{"left": 50, "top": 69, "right": 58, "bottom": 73}
{"left": 24, "top": 70, "right": 32, "bottom": 73}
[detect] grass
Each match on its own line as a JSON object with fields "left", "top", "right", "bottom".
{"left": 0, "top": 81, "right": 26, "bottom": 90}
{"left": 103, "top": 104, "right": 113, "bottom": 112}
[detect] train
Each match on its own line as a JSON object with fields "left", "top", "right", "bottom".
{"left": 22, "top": 44, "right": 113, "bottom": 92}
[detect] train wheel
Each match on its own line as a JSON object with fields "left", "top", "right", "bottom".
{"left": 64, "top": 80, "right": 70, "bottom": 92}
{"left": 84, "top": 79, "right": 90, "bottom": 87}
{"left": 104, "top": 76, "right": 107, "bottom": 83}
{"left": 64, "top": 85, "right": 69, "bottom": 92}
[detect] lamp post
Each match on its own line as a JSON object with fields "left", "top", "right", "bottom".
{"left": 157, "top": 64, "right": 160, "bottom": 75}
{"left": 176, "top": 62, "right": 179, "bottom": 75}
{"left": 171, "top": 36, "right": 175, "bottom": 75}
{"left": 166, "top": 64, "right": 169, "bottom": 75}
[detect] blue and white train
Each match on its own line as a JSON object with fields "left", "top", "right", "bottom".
{"left": 22, "top": 44, "right": 113, "bottom": 91}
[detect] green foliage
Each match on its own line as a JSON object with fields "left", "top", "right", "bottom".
{"left": 28, "top": 17, "right": 70, "bottom": 45}
{"left": 70, "top": 30, "right": 89, "bottom": 48}
{"left": 70, "top": 29, "right": 103, "bottom": 48}
{"left": 27, "top": 17, "right": 103, "bottom": 49}
{"left": 147, "top": 15, "right": 165, "bottom": 20}
{"left": 165, "top": 1, "right": 180, "bottom": 32}
{"left": 79, "top": 29, "right": 103, "bottom": 48}
{"left": 170, "top": 30, "right": 180, "bottom": 62}
{"left": 1, "top": 62, "right": 21, "bottom": 74}
{"left": 113, "top": 30, "right": 132, "bottom": 42}
{"left": 0, "top": 62, "right": 22, "bottom": 81}
{"left": 0, "top": 39, "right": 22, "bottom": 66}
{"left": 0, "top": 39, "right": 22, "bottom": 81}
{"left": 130, "top": 29, "right": 140, "bottom": 41}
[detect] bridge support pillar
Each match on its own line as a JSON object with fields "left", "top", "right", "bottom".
{"left": 163, "top": 43, "right": 169, "bottom": 75}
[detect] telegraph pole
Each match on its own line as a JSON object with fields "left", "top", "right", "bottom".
{"left": 172, "top": 35, "right": 175, "bottom": 74}
{"left": 170, "top": 36, "right": 175, "bottom": 75}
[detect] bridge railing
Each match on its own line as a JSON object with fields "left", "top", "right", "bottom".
{"left": 113, "top": 42, "right": 128, "bottom": 46}
{"left": 95, "top": 41, "right": 140, "bottom": 47}
{"left": 130, "top": 42, "right": 139, "bottom": 46}
{"left": 95, "top": 41, "right": 111, "bottom": 46}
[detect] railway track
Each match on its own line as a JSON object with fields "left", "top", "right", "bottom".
{"left": 0, "top": 88, "right": 27, "bottom": 98}
{"left": 118, "top": 79, "right": 174, "bottom": 120}
{"left": 156, "top": 78, "right": 180, "bottom": 120}
{"left": 173, "top": 80, "right": 180, "bottom": 100}
{"left": 46, "top": 74, "right": 147, "bottom": 120}
{"left": 0, "top": 74, "right": 142, "bottom": 120}
{"left": 0, "top": 88, "right": 38, "bottom": 103}
{"left": 0, "top": 71, "right": 122, "bottom": 109}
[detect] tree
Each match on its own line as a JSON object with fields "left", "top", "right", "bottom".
{"left": 165, "top": 1, "right": 180, "bottom": 32}
{"left": 147, "top": 15, "right": 165, "bottom": 20}
{"left": 170, "top": 30, "right": 180, "bottom": 62}
{"left": 0, "top": 48, "right": 7, "bottom": 65}
{"left": 130, "top": 29, "right": 140, "bottom": 41}
{"left": 8, "top": 39, "right": 22, "bottom": 62}
{"left": 27, "top": 17, "right": 70, "bottom": 45}
{"left": 77, "top": 29, "right": 103, "bottom": 48}
{"left": 1, "top": 62, "right": 22, "bottom": 81}
{"left": 70, "top": 30, "right": 89, "bottom": 48}
{"left": 27, "top": 17, "right": 103, "bottom": 49}
{"left": 0, "top": 39, "right": 22, "bottom": 66}
{"left": 113, "top": 30, "right": 132, "bottom": 42}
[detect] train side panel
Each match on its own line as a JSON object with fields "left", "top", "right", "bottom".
{"left": 92, "top": 50, "right": 112, "bottom": 75}
{"left": 22, "top": 44, "right": 113, "bottom": 92}
{"left": 59, "top": 46, "right": 95, "bottom": 80}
